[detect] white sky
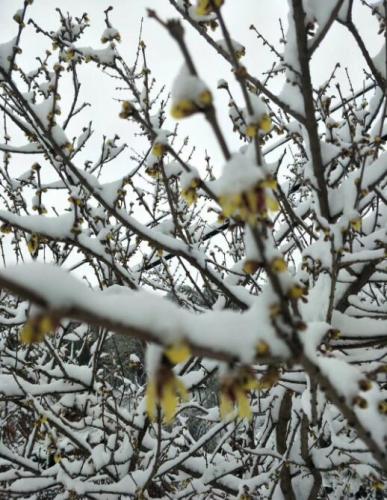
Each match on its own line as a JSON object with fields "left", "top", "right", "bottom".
{"left": 0, "top": 1, "right": 383, "bottom": 178}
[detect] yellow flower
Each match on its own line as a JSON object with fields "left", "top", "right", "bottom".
{"left": 378, "top": 400, "right": 387, "bottom": 415}
{"left": 246, "top": 115, "right": 272, "bottom": 138}
{"left": 371, "top": 481, "right": 384, "bottom": 491}
{"left": 164, "top": 341, "right": 191, "bottom": 364}
{"left": 265, "top": 195, "right": 279, "bottom": 213}
{"left": 181, "top": 187, "right": 198, "bottom": 206}
{"left": 152, "top": 143, "right": 166, "bottom": 158}
{"left": 27, "top": 233, "right": 39, "bottom": 256}
{"left": 260, "top": 177, "right": 277, "bottom": 190}
{"left": 20, "top": 315, "right": 57, "bottom": 345}
{"left": 246, "top": 124, "right": 258, "bottom": 138}
{"left": 350, "top": 218, "right": 362, "bottom": 232}
{"left": 146, "top": 370, "right": 189, "bottom": 424}
{"left": 34, "top": 415, "right": 48, "bottom": 427}
{"left": 243, "top": 260, "right": 260, "bottom": 275}
{"left": 288, "top": 284, "right": 307, "bottom": 300}
{"left": 235, "top": 388, "right": 252, "bottom": 420}
{"left": 218, "top": 184, "right": 279, "bottom": 223}
{"left": 171, "top": 99, "right": 197, "bottom": 119}
{"left": 219, "top": 391, "right": 234, "bottom": 420}
{"left": 145, "top": 166, "right": 160, "bottom": 178}
{"left": 256, "top": 340, "right": 270, "bottom": 356}
{"left": 197, "top": 89, "right": 213, "bottom": 107}
{"left": 219, "top": 368, "right": 258, "bottom": 421}
{"left": 0, "top": 223, "right": 12, "bottom": 234}
{"left": 64, "top": 49, "right": 75, "bottom": 62}
{"left": 196, "top": 0, "right": 224, "bottom": 16}
{"left": 119, "top": 100, "right": 135, "bottom": 119}
{"left": 271, "top": 257, "right": 287, "bottom": 273}
{"left": 171, "top": 90, "right": 212, "bottom": 120}
{"left": 259, "top": 114, "right": 272, "bottom": 133}
{"left": 235, "top": 47, "right": 246, "bottom": 60}
{"left": 218, "top": 193, "right": 242, "bottom": 217}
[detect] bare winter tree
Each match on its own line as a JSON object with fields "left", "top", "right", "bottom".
{"left": 0, "top": 0, "right": 386, "bottom": 498}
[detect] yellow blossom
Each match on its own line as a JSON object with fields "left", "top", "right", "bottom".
{"left": 288, "top": 284, "right": 307, "bottom": 300}
{"left": 219, "top": 392, "right": 234, "bottom": 420}
{"left": 152, "top": 143, "right": 166, "bottom": 158}
{"left": 219, "top": 368, "right": 258, "bottom": 421}
{"left": 64, "top": 49, "right": 75, "bottom": 62}
{"left": 20, "top": 315, "right": 57, "bottom": 345}
{"left": 259, "top": 114, "right": 272, "bottom": 133}
{"left": 197, "top": 89, "right": 213, "bottom": 107}
{"left": 235, "top": 46, "right": 246, "bottom": 60}
{"left": 256, "top": 340, "right": 270, "bottom": 356}
{"left": 260, "top": 177, "right": 277, "bottom": 190}
{"left": 196, "top": 0, "right": 224, "bottom": 16}
{"left": 218, "top": 193, "right": 242, "bottom": 217}
{"left": 27, "top": 233, "right": 39, "bottom": 256}
{"left": 171, "top": 99, "right": 197, "bottom": 119}
{"left": 378, "top": 400, "right": 387, "bottom": 415}
{"left": 145, "top": 165, "right": 160, "bottom": 178}
{"left": 271, "top": 257, "right": 287, "bottom": 273}
{"left": 371, "top": 481, "right": 384, "bottom": 491}
{"left": 171, "top": 91, "right": 212, "bottom": 120}
{"left": 246, "top": 124, "right": 258, "bottom": 138}
{"left": 243, "top": 259, "right": 260, "bottom": 275}
{"left": 246, "top": 114, "right": 272, "bottom": 138}
{"left": 265, "top": 195, "right": 279, "bottom": 213}
{"left": 119, "top": 100, "right": 135, "bottom": 119}
{"left": 146, "top": 371, "right": 189, "bottom": 424}
{"left": 350, "top": 218, "right": 362, "bottom": 232}
{"left": 0, "top": 223, "right": 12, "bottom": 234}
{"left": 181, "top": 187, "right": 198, "bottom": 206}
{"left": 164, "top": 341, "right": 191, "bottom": 364}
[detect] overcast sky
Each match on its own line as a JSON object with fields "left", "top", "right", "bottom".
{"left": 0, "top": 1, "right": 383, "bottom": 177}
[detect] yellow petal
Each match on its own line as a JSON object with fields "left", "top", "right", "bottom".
{"left": 174, "top": 378, "right": 190, "bottom": 402}
{"left": 288, "top": 285, "right": 306, "bottom": 299}
{"left": 350, "top": 218, "right": 362, "bottom": 232}
{"left": 271, "top": 257, "right": 287, "bottom": 273}
{"left": 171, "top": 100, "right": 196, "bottom": 119}
{"left": 152, "top": 143, "right": 166, "bottom": 158}
{"left": 266, "top": 195, "right": 279, "bottom": 213}
{"left": 20, "top": 322, "right": 35, "bottom": 345}
{"left": 260, "top": 178, "right": 277, "bottom": 190}
{"left": 242, "top": 376, "right": 260, "bottom": 391}
{"left": 39, "top": 316, "right": 55, "bottom": 335}
{"left": 20, "top": 316, "right": 55, "bottom": 345}
{"left": 161, "top": 382, "right": 178, "bottom": 423}
{"left": 243, "top": 260, "right": 260, "bottom": 275}
{"left": 246, "top": 124, "right": 258, "bottom": 138}
{"left": 259, "top": 114, "right": 272, "bottom": 133}
{"left": 197, "top": 90, "right": 213, "bottom": 107}
{"left": 219, "top": 392, "right": 234, "bottom": 420}
{"left": 28, "top": 234, "right": 39, "bottom": 256}
{"left": 181, "top": 187, "right": 198, "bottom": 206}
{"left": 0, "top": 223, "right": 12, "bottom": 234}
{"left": 165, "top": 342, "right": 191, "bottom": 365}
{"left": 235, "top": 388, "right": 252, "bottom": 421}
{"left": 219, "top": 193, "right": 241, "bottom": 217}
{"left": 256, "top": 340, "right": 270, "bottom": 356}
{"left": 196, "top": 0, "right": 224, "bottom": 15}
